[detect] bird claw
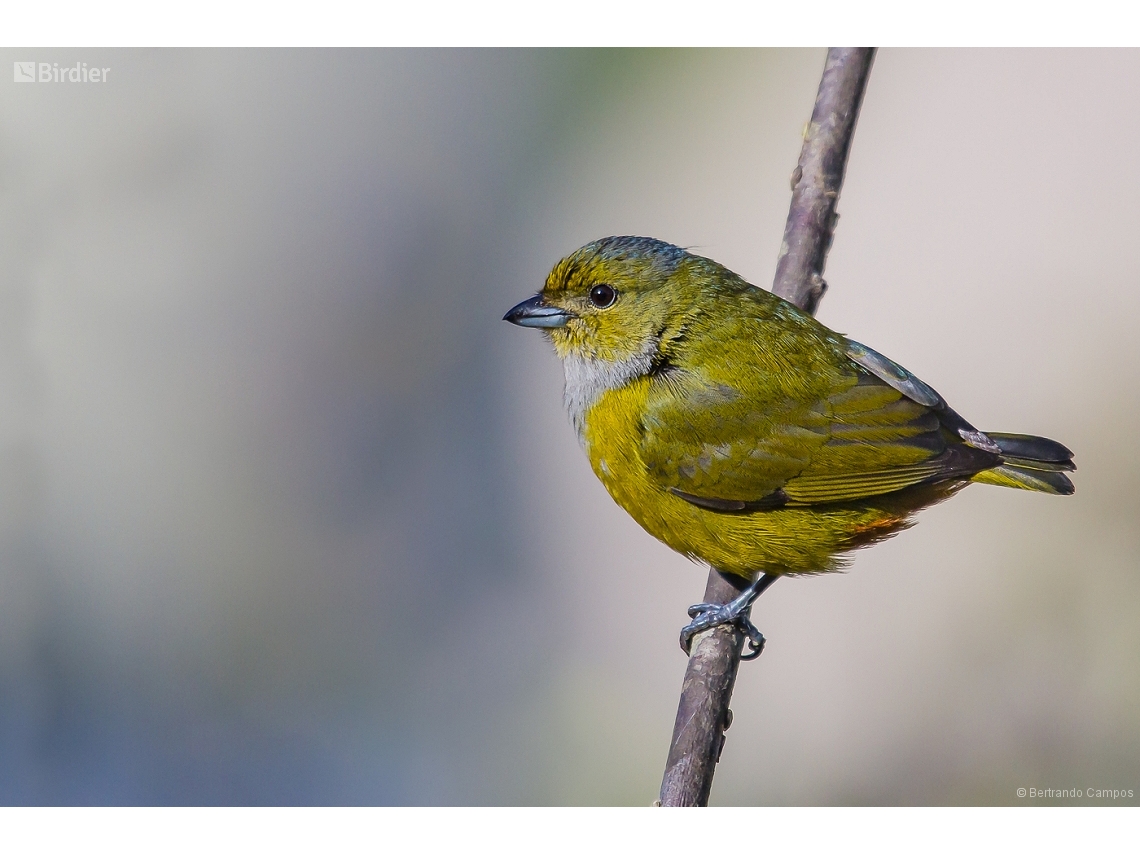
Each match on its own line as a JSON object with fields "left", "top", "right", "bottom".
{"left": 739, "top": 621, "right": 766, "bottom": 660}
{"left": 679, "top": 602, "right": 766, "bottom": 660}
{"left": 678, "top": 574, "right": 776, "bottom": 662}
{"left": 686, "top": 602, "right": 719, "bottom": 619}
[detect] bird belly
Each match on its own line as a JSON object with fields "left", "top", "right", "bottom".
{"left": 580, "top": 381, "right": 918, "bottom": 577}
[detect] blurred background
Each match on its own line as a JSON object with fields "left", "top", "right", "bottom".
{"left": 0, "top": 48, "right": 1137, "bottom": 805}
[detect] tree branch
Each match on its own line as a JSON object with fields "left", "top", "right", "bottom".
{"left": 773, "top": 47, "right": 876, "bottom": 310}
{"left": 657, "top": 47, "right": 876, "bottom": 808}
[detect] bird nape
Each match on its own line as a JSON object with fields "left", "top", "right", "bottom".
{"left": 505, "top": 236, "right": 1074, "bottom": 658}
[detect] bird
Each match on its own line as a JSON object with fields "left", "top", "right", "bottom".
{"left": 504, "top": 236, "right": 1074, "bottom": 658}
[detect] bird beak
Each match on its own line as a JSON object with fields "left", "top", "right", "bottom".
{"left": 503, "top": 294, "right": 572, "bottom": 329}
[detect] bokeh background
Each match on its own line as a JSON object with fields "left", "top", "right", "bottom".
{"left": 0, "top": 48, "right": 1137, "bottom": 805}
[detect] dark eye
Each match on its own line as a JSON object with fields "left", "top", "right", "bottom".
{"left": 589, "top": 284, "right": 617, "bottom": 308}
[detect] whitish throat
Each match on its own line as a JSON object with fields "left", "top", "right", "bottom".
{"left": 561, "top": 338, "right": 659, "bottom": 441}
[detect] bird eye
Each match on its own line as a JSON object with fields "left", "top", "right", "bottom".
{"left": 589, "top": 284, "right": 617, "bottom": 309}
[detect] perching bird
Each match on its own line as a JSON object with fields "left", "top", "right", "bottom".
{"left": 505, "top": 236, "right": 1074, "bottom": 657}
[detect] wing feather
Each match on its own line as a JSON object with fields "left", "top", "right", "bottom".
{"left": 641, "top": 335, "right": 996, "bottom": 509}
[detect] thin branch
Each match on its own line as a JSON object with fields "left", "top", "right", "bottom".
{"left": 773, "top": 48, "right": 877, "bottom": 310}
{"left": 657, "top": 47, "right": 876, "bottom": 808}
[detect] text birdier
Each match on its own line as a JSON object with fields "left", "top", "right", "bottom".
{"left": 13, "top": 62, "right": 110, "bottom": 83}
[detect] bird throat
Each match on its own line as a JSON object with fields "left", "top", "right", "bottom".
{"left": 562, "top": 338, "right": 657, "bottom": 441}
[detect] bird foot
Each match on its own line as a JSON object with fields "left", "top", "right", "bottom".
{"left": 678, "top": 574, "right": 776, "bottom": 661}
{"left": 679, "top": 604, "right": 765, "bottom": 660}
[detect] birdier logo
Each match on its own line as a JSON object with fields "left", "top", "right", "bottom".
{"left": 13, "top": 62, "right": 110, "bottom": 83}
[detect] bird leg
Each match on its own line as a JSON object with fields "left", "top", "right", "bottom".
{"left": 679, "top": 573, "right": 778, "bottom": 661}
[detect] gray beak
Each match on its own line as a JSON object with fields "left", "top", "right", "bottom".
{"left": 503, "top": 294, "right": 572, "bottom": 329}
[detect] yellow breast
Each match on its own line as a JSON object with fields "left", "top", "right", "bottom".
{"left": 578, "top": 378, "right": 907, "bottom": 577}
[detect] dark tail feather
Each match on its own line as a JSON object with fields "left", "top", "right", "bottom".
{"left": 969, "top": 431, "right": 1075, "bottom": 495}
{"left": 986, "top": 432, "right": 1074, "bottom": 465}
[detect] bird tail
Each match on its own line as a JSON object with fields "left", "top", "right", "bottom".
{"left": 969, "top": 432, "right": 1075, "bottom": 495}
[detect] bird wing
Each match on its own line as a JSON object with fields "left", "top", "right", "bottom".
{"left": 641, "top": 338, "right": 992, "bottom": 509}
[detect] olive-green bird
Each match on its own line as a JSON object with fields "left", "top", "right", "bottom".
{"left": 505, "top": 236, "right": 1074, "bottom": 657}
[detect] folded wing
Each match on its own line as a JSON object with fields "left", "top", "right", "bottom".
{"left": 642, "top": 339, "right": 999, "bottom": 510}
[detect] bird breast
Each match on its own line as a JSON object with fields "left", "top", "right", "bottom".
{"left": 562, "top": 339, "right": 657, "bottom": 441}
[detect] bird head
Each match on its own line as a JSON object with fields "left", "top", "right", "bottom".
{"left": 503, "top": 236, "right": 695, "bottom": 365}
